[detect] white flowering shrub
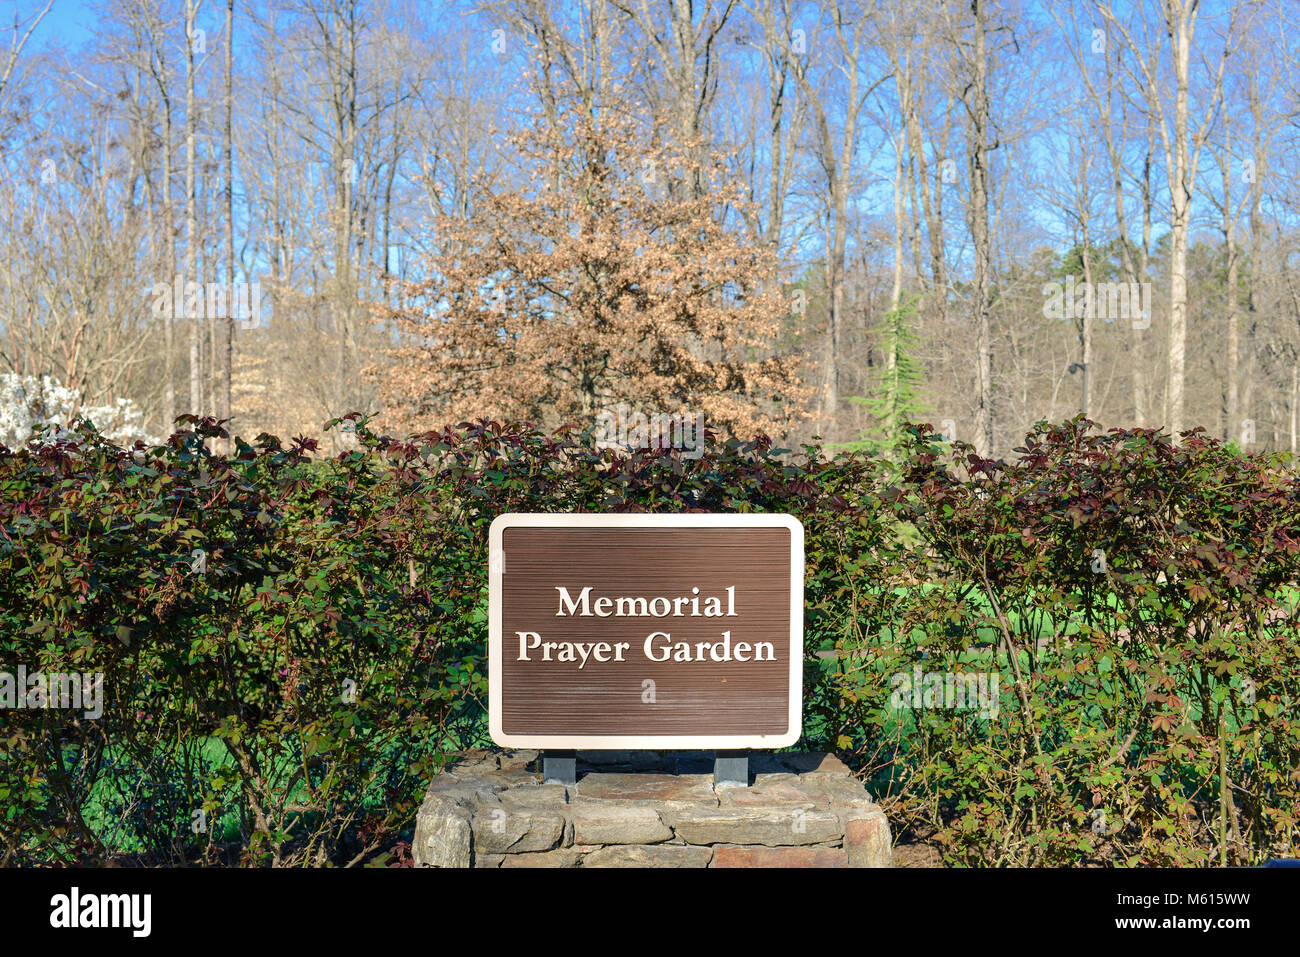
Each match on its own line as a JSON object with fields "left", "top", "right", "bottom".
{"left": 0, "top": 373, "right": 158, "bottom": 448}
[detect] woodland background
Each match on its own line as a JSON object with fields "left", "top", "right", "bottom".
{"left": 2, "top": 0, "right": 1299, "bottom": 456}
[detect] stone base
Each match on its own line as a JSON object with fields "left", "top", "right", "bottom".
{"left": 412, "top": 750, "right": 891, "bottom": 868}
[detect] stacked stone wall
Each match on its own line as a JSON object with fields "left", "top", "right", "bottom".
{"left": 413, "top": 750, "right": 892, "bottom": 868}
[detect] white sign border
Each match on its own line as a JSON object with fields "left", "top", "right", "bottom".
{"left": 488, "top": 512, "right": 804, "bottom": 750}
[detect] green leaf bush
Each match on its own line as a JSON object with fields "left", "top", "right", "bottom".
{"left": 1, "top": 413, "right": 1297, "bottom": 866}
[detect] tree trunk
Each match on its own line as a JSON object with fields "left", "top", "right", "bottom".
{"left": 1165, "top": 0, "right": 1194, "bottom": 437}
{"left": 222, "top": 0, "right": 234, "bottom": 450}
{"left": 968, "top": 0, "right": 995, "bottom": 456}
{"left": 1081, "top": 237, "right": 1093, "bottom": 418}
{"left": 1221, "top": 134, "right": 1239, "bottom": 443}
{"left": 150, "top": 15, "right": 176, "bottom": 434}
{"left": 184, "top": 0, "right": 200, "bottom": 417}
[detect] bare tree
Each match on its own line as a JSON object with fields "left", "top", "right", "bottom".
{"left": 778, "top": 4, "right": 889, "bottom": 436}
{"left": 184, "top": 0, "right": 204, "bottom": 417}
{"left": 1097, "top": 0, "right": 1237, "bottom": 436}
{"left": 221, "top": 0, "right": 234, "bottom": 442}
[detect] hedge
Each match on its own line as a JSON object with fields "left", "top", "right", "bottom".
{"left": 1, "top": 413, "right": 1297, "bottom": 866}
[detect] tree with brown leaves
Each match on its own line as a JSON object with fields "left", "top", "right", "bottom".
{"left": 374, "top": 93, "right": 809, "bottom": 442}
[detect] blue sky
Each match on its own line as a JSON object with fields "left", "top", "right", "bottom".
{"left": 13, "top": 0, "right": 1277, "bottom": 277}
{"left": 23, "top": 0, "right": 100, "bottom": 52}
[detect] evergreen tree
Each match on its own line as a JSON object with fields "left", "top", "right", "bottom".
{"left": 837, "top": 294, "right": 926, "bottom": 458}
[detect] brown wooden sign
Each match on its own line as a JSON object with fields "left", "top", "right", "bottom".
{"left": 488, "top": 513, "right": 804, "bottom": 749}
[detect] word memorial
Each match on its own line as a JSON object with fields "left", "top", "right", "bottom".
{"left": 489, "top": 513, "right": 804, "bottom": 749}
